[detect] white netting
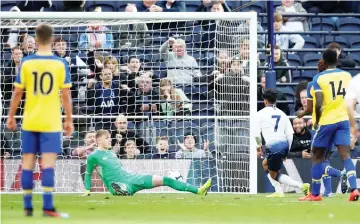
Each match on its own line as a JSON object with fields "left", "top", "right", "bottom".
{"left": 0, "top": 12, "right": 257, "bottom": 193}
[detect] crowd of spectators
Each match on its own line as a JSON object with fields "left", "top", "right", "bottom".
{"left": 1, "top": 0, "right": 360, "bottom": 159}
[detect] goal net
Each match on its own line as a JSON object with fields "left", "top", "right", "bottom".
{"left": 0, "top": 12, "right": 257, "bottom": 194}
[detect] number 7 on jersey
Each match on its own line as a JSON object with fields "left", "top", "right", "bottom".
{"left": 271, "top": 115, "right": 281, "bottom": 132}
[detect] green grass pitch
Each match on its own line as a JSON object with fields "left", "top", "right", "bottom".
{"left": 1, "top": 194, "right": 360, "bottom": 224}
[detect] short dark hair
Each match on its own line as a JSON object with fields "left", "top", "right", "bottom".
{"left": 322, "top": 49, "right": 338, "bottom": 66}
{"left": 53, "top": 37, "right": 66, "bottom": 44}
{"left": 327, "top": 42, "right": 341, "bottom": 51}
{"left": 262, "top": 88, "right": 278, "bottom": 104}
{"left": 128, "top": 56, "right": 139, "bottom": 64}
{"left": 35, "top": 24, "right": 53, "bottom": 44}
{"left": 156, "top": 136, "right": 168, "bottom": 144}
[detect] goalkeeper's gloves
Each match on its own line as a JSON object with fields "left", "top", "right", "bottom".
{"left": 82, "top": 190, "right": 91, "bottom": 196}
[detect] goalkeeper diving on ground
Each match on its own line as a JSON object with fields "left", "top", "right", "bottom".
{"left": 83, "top": 130, "right": 212, "bottom": 196}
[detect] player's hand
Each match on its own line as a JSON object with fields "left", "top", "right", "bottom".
{"left": 302, "top": 150, "right": 311, "bottom": 159}
{"left": 63, "top": 119, "right": 74, "bottom": 137}
{"left": 6, "top": 117, "right": 16, "bottom": 131}
{"left": 82, "top": 190, "right": 91, "bottom": 196}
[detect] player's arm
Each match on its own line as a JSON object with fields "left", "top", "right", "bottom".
{"left": 345, "top": 77, "right": 359, "bottom": 136}
{"left": 60, "top": 60, "right": 74, "bottom": 137}
{"left": 6, "top": 63, "right": 25, "bottom": 131}
{"left": 83, "top": 155, "right": 96, "bottom": 196}
{"left": 312, "top": 77, "right": 323, "bottom": 128}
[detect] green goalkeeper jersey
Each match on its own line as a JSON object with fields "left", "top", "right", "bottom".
{"left": 84, "top": 149, "right": 131, "bottom": 191}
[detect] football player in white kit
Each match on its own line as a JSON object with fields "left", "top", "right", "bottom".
{"left": 345, "top": 73, "right": 360, "bottom": 142}
{"left": 256, "top": 89, "right": 310, "bottom": 197}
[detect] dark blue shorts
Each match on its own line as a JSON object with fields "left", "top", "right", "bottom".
{"left": 267, "top": 150, "right": 288, "bottom": 172}
{"left": 21, "top": 130, "right": 62, "bottom": 154}
{"left": 312, "top": 120, "right": 350, "bottom": 149}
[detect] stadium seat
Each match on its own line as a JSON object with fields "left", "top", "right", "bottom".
{"left": 311, "top": 18, "right": 335, "bottom": 31}
{"left": 337, "top": 17, "right": 360, "bottom": 31}
{"left": 287, "top": 54, "right": 302, "bottom": 66}
{"left": 301, "top": 70, "right": 317, "bottom": 80}
{"left": 1, "top": 0, "right": 17, "bottom": 11}
{"left": 243, "top": 1, "right": 265, "bottom": 13}
{"left": 303, "top": 53, "right": 322, "bottom": 66}
{"left": 291, "top": 70, "right": 301, "bottom": 83}
{"left": 302, "top": 35, "right": 318, "bottom": 48}
{"left": 321, "top": 36, "right": 348, "bottom": 49}
{"left": 346, "top": 54, "right": 360, "bottom": 66}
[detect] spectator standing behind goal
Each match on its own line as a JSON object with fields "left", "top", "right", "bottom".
{"left": 111, "top": 115, "right": 151, "bottom": 155}
{"left": 1, "top": 47, "right": 23, "bottom": 108}
{"left": 16, "top": 0, "right": 52, "bottom": 11}
{"left": 176, "top": 133, "right": 212, "bottom": 159}
{"left": 21, "top": 35, "right": 36, "bottom": 57}
{"left": 136, "top": 0, "right": 186, "bottom": 12}
{"left": 79, "top": 25, "right": 113, "bottom": 50}
{"left": 3, "top": 6, "right": 28, "bottom": 49}
{"left": 134, "top": 73, "right": 160, "bottom": 116}
{"left": 276, "top": 0, "right": 309, "bottom": 32}
{"left": 160, "top": 38, "right": 202, "bottom": 84}
{"left": 271, "top": 12, "right": 305, "bottom": 50}
{"left": 114, "top": 4, "right": 150, "bottom": 48}
{"left": 86, "top": 68, "right": 134, "bottom": 129}
{"left": 53, "top": 37, "right": 71, "bottom": 64}
{"left": 288, "top": 118, "right": 312, "bottom": 159}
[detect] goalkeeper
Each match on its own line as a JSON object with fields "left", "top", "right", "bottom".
{"left": 83, "top": 130, "right": 212, "bottom": 196}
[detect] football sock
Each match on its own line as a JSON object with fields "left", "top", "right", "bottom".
{"left": 322, "top": 174, "right": 332, "bottom": 194}
{"left": 311, "top": 163, "right": 325, "bottom": 197}
{"left": 163, "top": 177, "right": 198, "bottom": 194}
{"left": 267, "top": 174, "right": 283, "bottom": 193}
{"left": 324, "top": 160, "right": 341, "bottom": 177}
{"left": 277, "top": 174, "right": 302, "bottom": 189}
{"left": 42, "top": 168, "right": 55, "bottom": 211}
{"left": 343, "top": 158, "right": 358, "bottom": 190}
{"left": 21, "top": 169, "right": 33, "bottom": 210}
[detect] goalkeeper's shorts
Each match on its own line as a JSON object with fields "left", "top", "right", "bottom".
{"left": 110, "top": 175, "right": 153, "bottom": 196}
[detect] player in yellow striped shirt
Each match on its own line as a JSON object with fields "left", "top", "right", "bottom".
{"left": 6, "top": 24, "right": 74, "bottom": 218}
{"left": 299, "top": 49, "right": 359, "bottom": 201}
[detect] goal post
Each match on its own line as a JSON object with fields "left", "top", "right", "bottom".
{"left": 0, "top": 12, "right": 258, "bottom": 194}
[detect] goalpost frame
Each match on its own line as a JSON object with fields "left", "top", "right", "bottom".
{"left": 0, "top": 11, "right": 258, "bottom": 194}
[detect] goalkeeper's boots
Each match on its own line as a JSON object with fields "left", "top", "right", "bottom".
{"left": 265, "top": 192, "right": 284, "bottom": 198}
{"left": 298, "top": 194, "right": 322, "bottom": 202}
{"left": 340, "top": 170, "right": 348, "bottom": 194}
{"left": 198, "top": 178, "right": 212, "bottom": 196}
{"left": 349, "top": 189, "right": 359, "bottom": 202}
{"left": 24, "top": 208, "right": 33, "bottom": 217}
{"left": 43, "top": 209, "right": 69, "bottom": 218}
{"left": 301, "top": 183, "right": 310, "bottom": 196}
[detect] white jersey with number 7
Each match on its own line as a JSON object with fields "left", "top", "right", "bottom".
{"left": 256, "top": 106, "right": 294, "bottom": 154}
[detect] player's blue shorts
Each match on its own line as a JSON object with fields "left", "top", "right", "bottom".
{"left": 21, "top": 130, "right": 62, "bottom": 154}
{"left": 312, "top": 120, "right": 350, "bottom": 149}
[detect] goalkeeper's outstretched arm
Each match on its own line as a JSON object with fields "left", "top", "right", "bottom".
{"left": 83, "top": 155, "right": 96, "bottom": 195}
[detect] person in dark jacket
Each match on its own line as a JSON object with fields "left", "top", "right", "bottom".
{"left": 294, "top": 80, "right": 309, "bottom": 112}
{"left": 257, "top": 75, "right": 290, "bottom": 115}
{"left": 288, "top": 117, "right": 312, "bottom": 159}
{"left": 17, "top": 0, "right": 52, "bottom": 11}
{"left": 111, "top": 115, "right": 151, "bottom": 155}
{"left": 273, "top": 45, "right": 291, "bottom": 83}
{"left": 134, "top": 73, "right": 160, "bottom": 116}
{"left": 327, "top": 42, "right": 356, "bottom": 68}
{"left": 156, "top": 0, "right": 186, "bottom": 12}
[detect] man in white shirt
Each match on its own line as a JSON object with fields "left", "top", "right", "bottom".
{"left": 345, "top": 74, "right": 360, "bottom": 140}
{"left": 272, "top": 12, "right": 305, "bottom": 50}
{"left": 256, "top": 89, "right": 310, "bottom": 197}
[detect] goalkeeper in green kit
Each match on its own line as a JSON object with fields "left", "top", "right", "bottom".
{"left": 83, "top": 130, "right": 212, "bottom": 196}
